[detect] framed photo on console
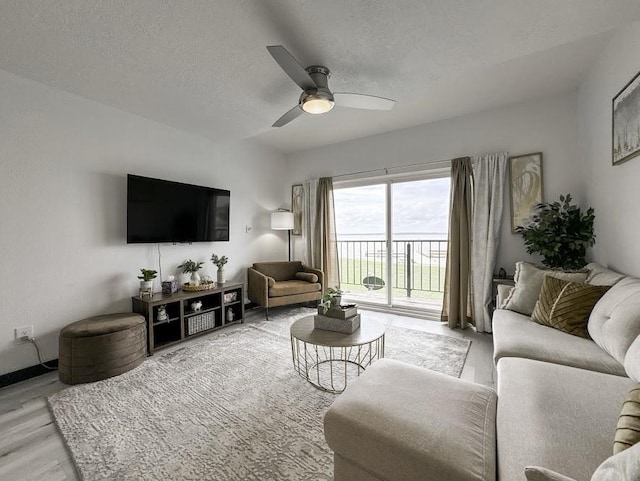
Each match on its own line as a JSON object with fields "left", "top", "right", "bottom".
{"left": 509, "top": 152, "right": 544, "bottom": 233}
{"left": 613, "top": 69, "right": 640, "bottom": 166}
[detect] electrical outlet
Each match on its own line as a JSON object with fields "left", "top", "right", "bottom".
{"left": 14, "top": 325, "right": 33, "bottom": 340}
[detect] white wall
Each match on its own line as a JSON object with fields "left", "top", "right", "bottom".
{"left": 0, "top": 70, "right": 289, "bottom": 375}
{"left": 578, "top": 22, "right": 640, "bottom": 277}
{"left": 286, "top": 92, "right": 581, "bottom": 272}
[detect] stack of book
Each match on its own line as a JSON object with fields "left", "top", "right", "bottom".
{"left": 314, "top": 304, "right": 360, "bottom": 333}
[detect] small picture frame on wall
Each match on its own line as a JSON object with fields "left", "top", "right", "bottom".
{"left": 509, "top": 152, "right": 544, "bottom": 233}
{"left": 612, "top": 69, "right": 640, "bottom": 165}
{"left": 291, "top": 184, "right": 303, "bottom": 236}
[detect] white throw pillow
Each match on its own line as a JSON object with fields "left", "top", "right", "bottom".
{"left": 502, "top": 262, "right": 588, "bottom": 316}
{"left": 585, "top": 263, "right": 626, "bottom": 286}
{"left": 525, "top": 466, "right": 577, "bottom": 481}
{"left": 591, "top": 442, "right": 640, "bottom": 480}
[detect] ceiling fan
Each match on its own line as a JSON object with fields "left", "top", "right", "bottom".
{"left": 267, "top": 45, "right": 396, "bottom": 127}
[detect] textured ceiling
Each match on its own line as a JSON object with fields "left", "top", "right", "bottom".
{"left": 1, "top": 1, "right": 639, "bottom": 154}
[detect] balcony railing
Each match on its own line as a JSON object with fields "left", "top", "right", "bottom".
{"left": 337, "top": 239, "right": 448, "bottom": 298}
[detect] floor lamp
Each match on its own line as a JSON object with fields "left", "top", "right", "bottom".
{"left": 271, "top": 210, "right": 295, "bottom": 261}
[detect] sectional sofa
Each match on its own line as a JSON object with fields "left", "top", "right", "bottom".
{"left": 323, "top": 263, "right": 640, "bottom": 481}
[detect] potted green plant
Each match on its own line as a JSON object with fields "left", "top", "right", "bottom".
{"left": 211, "top": 254, "right": 229, "bottom": 284}
{"left": 178, "top": 259, "right": 205, "bottom": 286}
{"left": 138, "top": 268, "right": 157, "bottom": 291}
{"left": 319, "top": 287, "right": 344, "bottom": 314}
{"left": 515, "top": 194, "right": 596, "bottom": 270}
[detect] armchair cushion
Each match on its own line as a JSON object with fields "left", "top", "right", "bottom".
{"left": 295, "top": 272, "right": 318, "bottom": 283}
{"left": 269, "top": 280, "right": 321, "bottom": 298}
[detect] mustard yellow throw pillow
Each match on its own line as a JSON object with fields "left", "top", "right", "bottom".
{"left": 531, "top": 275, "right": 610, "bottom": 338}
{"left": 614, "top": 384, "right": 640, "bottom": 454}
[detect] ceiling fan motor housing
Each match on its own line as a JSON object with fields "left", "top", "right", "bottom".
{"left": 299, "top": 66, "right": 335, "bottom": 113}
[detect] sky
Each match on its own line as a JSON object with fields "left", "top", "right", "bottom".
{"left": 334, "top": 177, "right": 450, "bottom": 237}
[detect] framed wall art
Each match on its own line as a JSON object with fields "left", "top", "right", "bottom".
{"left": 291, "top": 184, "right": 303, "bottom": 235}
{"left": 509, "top": 152, "right": 544, "bottom": 233}
{"left": 613, "top": 69, "right": 640, "bottom": 165}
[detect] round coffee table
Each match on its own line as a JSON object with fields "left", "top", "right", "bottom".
{"left": 290, "top": 315, "right": 385, "bottom": 393}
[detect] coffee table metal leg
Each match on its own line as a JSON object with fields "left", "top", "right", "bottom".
{"left": 290, "top": 329, "right": 385, "bottom": 394}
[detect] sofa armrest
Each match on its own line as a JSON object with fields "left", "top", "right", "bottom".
{"left": 247, "top": 267, "right": 269, "bottom": 307}
{"left": 303, "top": 266, "right": 325, "bottom": 292}
{"left": 325, "top": 359, "right": 497, "bottom": 481}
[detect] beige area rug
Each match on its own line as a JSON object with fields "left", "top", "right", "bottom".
{"left": 48, "top": 307, "right": 471, "bottom": 481}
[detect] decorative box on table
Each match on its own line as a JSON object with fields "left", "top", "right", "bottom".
{"left": 161, "top": 279, "right": 178, "bottom": 295}
{"left": 314, "top": 305, "right": 360, "bottom": 333}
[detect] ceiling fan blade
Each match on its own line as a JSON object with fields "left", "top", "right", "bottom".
{"left": 272, "top": 105, "right": 304, "bottom": 128}
{"left": 334, "top": 93, "right": 396, "bottom": 111}
{"left": 267, "top": 45, "right": 317, "bottom": 91}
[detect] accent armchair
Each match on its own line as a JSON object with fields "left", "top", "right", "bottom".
{"left": 248, "top": 261, "right": 324, "bottom": 319}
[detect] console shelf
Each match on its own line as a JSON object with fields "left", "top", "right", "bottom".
{"left": 132, "top": 282, "right": 244, "bottom": 355}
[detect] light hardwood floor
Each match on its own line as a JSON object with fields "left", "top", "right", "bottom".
{"left": 0, "top": 307, "right": 495, "bottom": 481}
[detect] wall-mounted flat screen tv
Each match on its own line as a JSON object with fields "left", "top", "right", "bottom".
{"left": 127, "top": 174, "right": 230, "bottom": 243}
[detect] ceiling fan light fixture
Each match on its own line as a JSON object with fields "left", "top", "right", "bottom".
{"left": 301, "top": 94, "right": 335, "bottom": 114}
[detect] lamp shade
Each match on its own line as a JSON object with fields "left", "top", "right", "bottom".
{"left": 271, "top": 211, "right": 294, "bottom": 230}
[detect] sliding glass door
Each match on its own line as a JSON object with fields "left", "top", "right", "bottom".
{"left": 334, "top": 175, "right": 450, "bottom": 315}
{"left": 334, "top": 184, "right": 388, "bottom": 305}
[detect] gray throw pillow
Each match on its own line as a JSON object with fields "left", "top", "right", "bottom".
{"left": 502, "top": 262, "right": 588, "bottom": 316}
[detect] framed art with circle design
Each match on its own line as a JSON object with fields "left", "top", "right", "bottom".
{"left": 509, "top": 152, "right": 544, "bottom": 233}
{"left": 291, "top": 184, "right": 303, "bottom": 235}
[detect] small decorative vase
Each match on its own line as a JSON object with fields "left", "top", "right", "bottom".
{"left": 190, "top": 271, "right": 201, "bottom": 286}
{"left": 217, "top": 268, "right": 225, "bottom": 284}
{"left": 226, "top": 308, "right": 234, "bottom": 322}
{"left": 334, "top": 296, "right": 342, "bottom": 307}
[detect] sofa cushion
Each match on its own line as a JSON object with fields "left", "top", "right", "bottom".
{"left": 591, "top": 442, "right": 640, "bottom": 481}
{"left": 497, "top": 358, "right": 636, "bottom": 481}
{"left": 294, "top": 271, "right": 318, "bottom": 283}
{"left": 524, "top": 466, "right": 577, "bottom": 481}
{"left": 588, "top": 277, "right": 640, "bottom": 365}
{"left": 324, "top": 359, "right": 497, "bottom": 481}
{"left": 531, "top": 276, "right": 610, "bottom": 338}
{"left": 253, "top": 261, "right": 303, "bottom": 281}
{"left": 586, "top": 262, "right": 627, "bottom": 286}
{"left": 268, "top": 280, "right": 321, "bottom": 297}
{"left": 492, "top": 309, "right": 626, "bottom": 376}
{"left": 502, "top": 262, "right": 588, "bottom": 316}
{"left": 614, "top": 384, "right": 640, "bottom": 454}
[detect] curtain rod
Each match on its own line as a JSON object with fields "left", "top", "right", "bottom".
{"left": 331, "top": 156, "right": 466, "bottom": 180}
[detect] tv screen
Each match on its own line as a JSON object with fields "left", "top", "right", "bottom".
{"left": 127, "top": 174, "right": 230, "bottom": 243}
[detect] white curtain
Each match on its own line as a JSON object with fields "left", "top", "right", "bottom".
{"left": 471, "top": 152, "right": 508, "bottom": 333}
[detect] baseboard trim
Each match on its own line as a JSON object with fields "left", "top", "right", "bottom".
{"left": 0, "top": 360, "right": 59, "bottom": 389}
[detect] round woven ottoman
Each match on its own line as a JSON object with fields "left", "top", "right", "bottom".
{"left": 59, "top": 313, "right": 147, "bottom": 385}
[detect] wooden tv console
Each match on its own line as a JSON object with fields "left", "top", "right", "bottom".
{"left": 132, "top": 282, "right": 244, "bottom": 355}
